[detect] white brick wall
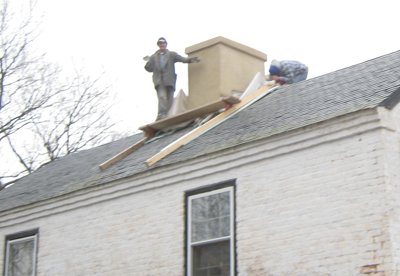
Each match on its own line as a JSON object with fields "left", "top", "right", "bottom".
{"left": 37, "top": 188, "right": 186, "bottom": 276}
{"left": 237, "top": 128, "right": 389, "bottom": 275}
{"left": 1, "top": 109, "right": 399, "bottom": 275}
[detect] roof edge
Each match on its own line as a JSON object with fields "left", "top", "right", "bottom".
{"left": 378, "top": 86, "right": 400, "bottom": 109}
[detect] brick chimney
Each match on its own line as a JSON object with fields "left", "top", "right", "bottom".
{"left": 185, "top": 36, "right": 267, "bottom": 109}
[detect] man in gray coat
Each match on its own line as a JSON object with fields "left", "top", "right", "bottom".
{"left": 145, "top": 37, "right": 199, "bottom": 120}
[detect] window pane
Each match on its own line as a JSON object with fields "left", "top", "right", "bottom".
{"left": 193, "top": 240, "right": 230, "bottom": 276}
{"left": 7, "top": 238, "right": 35, "bottom": 276}
{"left": 191, "top": 191, "right": 230, "bottom": 242}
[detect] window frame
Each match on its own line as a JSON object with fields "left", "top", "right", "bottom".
{"left": 4, "top": 229, "right": 39, "bottom": 276}
{"left": 185, "top": 181, "right": 236, "bottom": 276}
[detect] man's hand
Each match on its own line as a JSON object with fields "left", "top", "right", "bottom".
{"left": 189, "top": 57, "right": 200, "bottom": 63}
{"left": 271, "top": 75, "right": 285, "bottom": 84}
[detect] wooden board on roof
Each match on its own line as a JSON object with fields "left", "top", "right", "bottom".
{"left": 146, "top": 83, "right": 278, "bottom": 167}
{"left": 99, "top": 137, "right": 147, "bottom": 170}
{"left": 139, "top": 96, "right": 240, "bottom": 133}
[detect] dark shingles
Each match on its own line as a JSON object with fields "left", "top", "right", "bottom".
{"left": 0, "top": 134, "right": 144, "bottom": 210}
{"left": 0, "top": 127, "right": 196, "bottom": 211}
{"left": 162, "top": 50, "right": 400, "bottom": 163}
{"left": 1, "top": 50, "right": 400, "bottom": 211}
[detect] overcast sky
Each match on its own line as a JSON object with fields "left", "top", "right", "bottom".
{"left": 33, "top": 0, "right": 400, "bottom": 132}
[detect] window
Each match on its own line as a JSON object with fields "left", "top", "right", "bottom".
{"left": 187, "top": 184, "right": 235, "bottom": 276}
{"left": 4, "top": 229, "right": 38, "bottom": 276}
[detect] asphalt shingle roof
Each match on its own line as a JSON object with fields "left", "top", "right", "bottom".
{"left": 1, "top": 50, "right": 400, "bottom": 212}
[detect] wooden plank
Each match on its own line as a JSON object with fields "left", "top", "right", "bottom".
{"left": 98, "top": 96, "right": 240, "bottom": 170}
{"left": 139, "top": 96, "right": 240, "bottom": 133}
{"left": 99, "top": 137, "right": 147, "bottom": 170}
{"left": 146, "top": 83, "right": 277, "bottom": 166}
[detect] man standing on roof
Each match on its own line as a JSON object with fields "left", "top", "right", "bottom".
{"left": 268, "top": 60, "right": 308, "bottom": 85}
{"left": 145, "top": 37, "right": 200, "bottom": 121}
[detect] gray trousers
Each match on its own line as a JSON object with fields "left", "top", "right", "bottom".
{"left": 156, "top": 85, "right": 174, "bottom": 120}
{"left": 292, "top": 70, "right": 308, "bottom": 83}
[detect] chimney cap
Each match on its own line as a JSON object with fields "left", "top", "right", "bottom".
{"left": 185, "top": 36, "right": 267, "bottom": 61}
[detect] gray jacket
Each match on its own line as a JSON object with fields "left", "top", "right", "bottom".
{"left": 145, "top": 50, "right": 190, "bottom": 90}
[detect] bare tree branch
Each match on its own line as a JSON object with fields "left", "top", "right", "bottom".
{"left": 0, "top": 0, "right": 119, "bottom": 184}
{"left": 5, "top": 134, "right": 32, "bottom": 173}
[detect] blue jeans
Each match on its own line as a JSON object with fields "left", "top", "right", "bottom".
{"left": 292, "top": 69, "right": 308, "bottom": 83}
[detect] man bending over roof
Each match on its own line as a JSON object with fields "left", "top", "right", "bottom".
{"left": 268, "top": 60, "right": 308, "bottom": 85}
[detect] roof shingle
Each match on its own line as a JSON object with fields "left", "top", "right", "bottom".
{"left": 1, "top": 50, "right": 400, "bottom": 212}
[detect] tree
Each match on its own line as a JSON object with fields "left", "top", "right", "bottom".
{"left": 0, "top": 0, "right": 117, "bottom": 185}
